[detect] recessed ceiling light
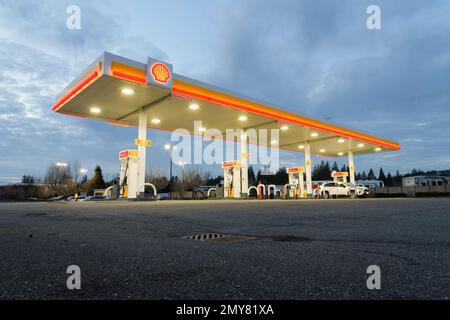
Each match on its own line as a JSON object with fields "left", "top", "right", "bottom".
{"left": 337, "top": 138, "right": 345, "bottom": 143}
{"left": 89, "top": 107, "right": 101, "bottom": 114}
{"left": 357, "top": 143, "right": 364, "bottom": 148}
{"left": 319, "top": 149, "right": 326, "bottom": 153}
{"left": 151, "top": 118, "right": 161, "bottom": 124}
{"left": 280, "top": 125, "right": 289, "bottom": 131}
{"left": 189, "top": 103, "right": 199, "bottom": 110}
{"left": 238, "top": 116, "right": 248, "bottom": 121}
{"left": 121, "top": 88, "right": 135, "bottom": 95}
{"left": 310, "top": 132, "right": 319, "bottom": 137}
{"left": 374, "top": 147, "right": 382, "bottom": 152}
{"left": 198, "top": 127, "right": 206, "bottom": 132}
{"left": 337, "top": 152, "right": 344, "bottom": 156}
{"left": 298, "top": 145, "right": 305, "bottom": 149}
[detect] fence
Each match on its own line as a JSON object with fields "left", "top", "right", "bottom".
{"left": 374, "top": 185, "right": 449, "bottom": 197}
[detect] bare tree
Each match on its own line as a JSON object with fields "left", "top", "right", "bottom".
{"left": 145, "top": 168, "right": 169, "bottom": 191}
{"left": 183, "top": 165, "right": 204, "bottom": 199}
{"left": 70, "top": 161, "right": 81, "bottom": 183}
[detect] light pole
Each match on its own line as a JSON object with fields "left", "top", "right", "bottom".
{"left": 55, "top": 162, "right": 68, "bottom": 195}
{"left": 164, "top": 144, "right": 176, "bottom": 199}
{"left": 80, "top": 168, "right": 88, "bottom": 183}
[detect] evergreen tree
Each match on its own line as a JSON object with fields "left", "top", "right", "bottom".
{"left": 324, "top": 161, "right": 331, "bottom": 179}
{"left": 386, "top": 172, "right": 394, "bottom": 186}
{"left": 394, "top": 170, "right": 402, "bottom": 186}
{"left": 256, "top": 169, "right": 262, "bottom": 184}
{"left": 361, "top": 171, "right": 367, "bottom": 180}
{"left": 90, "top": 165, "right": 106, "bottom": 190}
{"left": 312, "top": 164, "right": 320, "bottom": 180}
{"left": 378, "top": 168, "right": 387, "bottom": 182}
{"left": 332, "top": 161, "right": 339, "bottom": 172}
{"left": 368, "top": 168, "right": 376, "bottom": 180}
{"left": 274, "top": 167, "right": 288, "bottom": 185}
{"left": 248, "top": 166, "right": 256, "bottom": 186}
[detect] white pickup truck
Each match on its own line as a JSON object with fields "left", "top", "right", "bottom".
{"left": 316, "top": 181, "right": 369, "bottom": 199}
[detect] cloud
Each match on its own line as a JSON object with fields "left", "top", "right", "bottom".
{"left": 198, "top": 0, "right": 450, "bottom": 173}
{"left": 0, "top": 0, "right": 168, "bottom": 178}
{"left": 0, "top": 0, "right": 449, "bottom": 181}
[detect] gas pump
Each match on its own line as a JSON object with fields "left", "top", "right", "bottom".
{"left": 119, "top": 150, "right": 139, "bottom": 198}
{"left": 286, "top": 167, "right": 306, "bottom": 198}
{"left": 222, "top": 161, "right": 242, "bottom": 198}
{"left": 331, "top": 171, "right": 349, "bottom": 183}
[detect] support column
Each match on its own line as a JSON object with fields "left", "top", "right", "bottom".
{"left": 348, "top": 150, "right": 355, "bottom": 185}
{"left": 240, "top": 130, "right": 248, "bottom": 198}
{"left": 305, "top": 143, "right": 313, "bottom": 197}
{"left": 137, "top": 110, "right": 147, "bottom": 198}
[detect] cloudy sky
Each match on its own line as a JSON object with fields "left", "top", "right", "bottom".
{"left": 1, "top": 0, "right": 450, "bottom": 183}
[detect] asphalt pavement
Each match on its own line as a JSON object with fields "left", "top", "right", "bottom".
{"left": 0, "top": 198, "right": 449, "bottom": 299}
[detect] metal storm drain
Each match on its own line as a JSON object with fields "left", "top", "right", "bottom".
{"left": 182, "top": 233, "right": 256, "bottom": 242}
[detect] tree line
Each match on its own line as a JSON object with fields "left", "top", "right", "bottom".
{"left": 1, "top": 159, "right": 443, "bottom": 201}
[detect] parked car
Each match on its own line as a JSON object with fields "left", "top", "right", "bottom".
{"left": 316, "top": 182, "right": 369, "bottom": 199}
{"left": 194, "top": 186, "right": 216, "bottom": 199}
{"left": 67, "top": 196, "right": 86, "bottom": 201}
{"left": 80, "top": 196, "right": 105, "bottom": 201}
{"left": 48, "top": 195, "right": 70, "bottom": 201}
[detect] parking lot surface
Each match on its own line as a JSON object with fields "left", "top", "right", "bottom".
{"left": 0, "top": 198, "right": 449, "bottom": 299}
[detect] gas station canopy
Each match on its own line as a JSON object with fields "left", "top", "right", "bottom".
{"left": 53, "top": 52, "right": 400, "bottom": 156}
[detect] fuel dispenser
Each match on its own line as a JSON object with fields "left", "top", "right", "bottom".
{"left": 331, "top": 171, "right": 349, "bottom": 183}
{"left": 286, "top": 167, "right": 306, "bottom": 199}
{"left": 119, "top": 150, "right": 139, "bottom": 198}
{"left": 222, "top": 161, "right": 242, "bottom": 198}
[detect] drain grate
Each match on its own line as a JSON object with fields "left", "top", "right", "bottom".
{"left": 182, "top": 233, "right": 256, "bottom": 242}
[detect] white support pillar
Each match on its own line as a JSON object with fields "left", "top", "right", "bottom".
{"left": 348, "top": 150, "right": 355, "bottom": 185}
{"left": 136, "top": 110, "right": 147, "bottom": 198}
{"left": 305, "top": 143, "right": 313, "bottom": 197}
{"left": 240, "top": 130, "right": 248, "bottom": 198}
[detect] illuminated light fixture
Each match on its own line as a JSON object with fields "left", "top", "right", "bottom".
{"left": 337, "top": 152, "right": 344, "bottom": 156}
{"left": 151, "top": 118, "right": 161, "bottom": 124}
{"left": 188, "top": 103, "right": 199, "bottom": 110}
{"left": 280, "top": 125, "right": 289, "bottom": 131}
{"left": 164, "top": 144, "right": 171, "bottom": 150}
{"left": 374, "top": 147, "right": 382, "bottom": 152}
{"left": 310, "top": 132, "right": 319, "bottom": 137}
{"left": 319, "top": 149, "right": 326, "bottom": 153}
{"left": 298, "top": 145, "right": 305, "bottom": 149}
{"left": 271, "top": 140, "right": 277, "bottom": 144}
{"left": 238, "top": 115, "right": 248, "bottom": 121}
{"left": 357, "top": 143, "right": 365, "bottom": 148}
{"left": 121, "top": 88, "right": 135, "bottom": 95}
{"left": 337, "top": 138, "right": 345, "bottom": 143}
{"left": 198, "top": 127, "right": 206, "bottom": 132}
{"left": 89, "top": 107, "right": 101, "bottom": 114}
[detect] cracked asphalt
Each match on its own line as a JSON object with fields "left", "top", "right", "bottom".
{"left": 0, "top": 198, "right": 449, "bottom": 299}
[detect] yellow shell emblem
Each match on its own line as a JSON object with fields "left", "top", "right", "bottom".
{"left": 150, "top": 63, "right": 171, "bottom": 84}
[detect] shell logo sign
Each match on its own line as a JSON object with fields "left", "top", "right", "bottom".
{"left": 331, "top": 171, "right": 349, "bottom": 177}
{"left": 147, "top": 58, "right": 173, "bottom": 89}
{"left": 150, "top": 63, "right": 171, "bottom": 84}
{"left": 287, "top": 167, "right": 305, "bottom": 174}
